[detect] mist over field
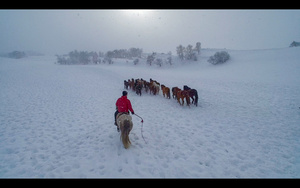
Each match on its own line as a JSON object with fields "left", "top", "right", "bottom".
{"left": 1, "top": 9, "right": 300, "bottom": 178}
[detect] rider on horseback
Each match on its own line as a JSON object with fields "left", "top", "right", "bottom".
{"left": 114, "top": 91, "right": 135, "bottom": 131}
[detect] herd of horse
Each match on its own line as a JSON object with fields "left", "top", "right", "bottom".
{"left": 124, "top": 78, "right": 198, "bottom": 107}
{"left": 118, "top": 78, "right": 199, "bottom": 149}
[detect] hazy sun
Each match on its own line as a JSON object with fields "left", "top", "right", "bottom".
{"left": 122, "top": 9, "right": 153, "bottom": 18}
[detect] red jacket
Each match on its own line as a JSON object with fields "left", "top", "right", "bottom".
{"left": 116, "top": 96, "right": 134, "bottom": 114}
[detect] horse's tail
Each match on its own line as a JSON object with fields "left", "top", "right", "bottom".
{"left": 194, "top": 90, "right": 198, "bottom": 106}
{"left": 120, "top": 119, "right": 132, "bottom": 149}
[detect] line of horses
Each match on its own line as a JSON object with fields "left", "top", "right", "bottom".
{"left": 124, "top": 78, "right": 198, "bottom": 107}
{"left": 119, "top": 78, "right": 198, "bottom": 149}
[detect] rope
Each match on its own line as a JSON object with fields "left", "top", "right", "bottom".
{"left": 134, "top": 113, "right": 147, "bottom": 144}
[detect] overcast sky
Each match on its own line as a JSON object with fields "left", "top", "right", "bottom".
{"left": 1, "top": 9, "right": 300, "bottom": 55}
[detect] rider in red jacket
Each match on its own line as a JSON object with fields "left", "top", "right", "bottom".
{"left": 114, "top": 91, "right": 134, "bottom": 127}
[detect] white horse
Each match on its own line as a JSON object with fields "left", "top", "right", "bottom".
{"left": 116, "top": 113, "right": 133, "bottom": 149}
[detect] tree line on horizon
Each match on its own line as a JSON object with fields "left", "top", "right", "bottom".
{"left": 55, "top": 41, "right": 232, "bottom": 66}
{"left": 56, "top": 47, "right": 143, "bottom": 65}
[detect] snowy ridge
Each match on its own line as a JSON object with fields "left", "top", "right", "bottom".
{"left": 0, "top": 47, "right": 300, "bottom": 178}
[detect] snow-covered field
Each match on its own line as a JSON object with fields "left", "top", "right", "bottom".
{"left": 0, "top": 47, "right": 300, "bottom": 178}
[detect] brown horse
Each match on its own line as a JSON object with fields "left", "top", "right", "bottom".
{"left": 161, "top": 85, "right": 171, "bottom": 99}
{"left": 134, "top": 79, "right": 143, "bottom": 96}
{"left": 183, "top": 85, "right": 199, "bottom": 106}
{"left": 172, "top": 87, "right": 181, "bottom": 100}
{"left": 130, "top": 78, "right": 135, "bottom": 91}
{"left": 127, "top": 79, "right": 134, "bottom": 90}
{"left": 116, "top": 113, "right": 133, "bottom": 149}
{"left": 124, "top": 80, "right": 129, "bottom": 90}
{"left": 176, "top": 89, "right": 190, "bottom": 106}
{"left": 143, "top": 81, "right": 150, "bottom": 93}
{"left": 149, "top": 79, "right": 160, "bottom": 95}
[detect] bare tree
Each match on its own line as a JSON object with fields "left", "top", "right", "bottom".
{"left": 176, "top": 45, "right": 185, "bottom": 60}
{"left": 195, "top": 42, "right": 201, "bottom": 54}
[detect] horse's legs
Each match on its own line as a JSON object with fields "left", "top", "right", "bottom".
{"left": 191, "top": 96, "right": 195, "bottom": 104}
{"left": 186, "top": 96, "right": 190, "bottom": 106}
{"left": 177, "top": 97, "right": 181, "bottom": 105}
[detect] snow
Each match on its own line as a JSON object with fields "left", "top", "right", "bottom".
{"left": 0, "top": 47, "right": 300, "bottom": 178}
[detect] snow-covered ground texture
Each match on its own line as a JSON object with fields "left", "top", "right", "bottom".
{"left": 0, "top": 47, "right": 300, "bottom": 178}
